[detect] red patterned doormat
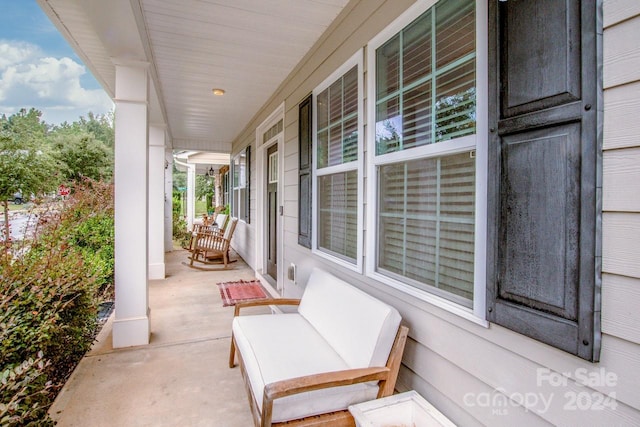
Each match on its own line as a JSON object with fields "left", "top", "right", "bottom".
{"left": 217, "top": 280, "right": 268, "bottom": 307}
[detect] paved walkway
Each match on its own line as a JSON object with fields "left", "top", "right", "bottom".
{"left": 49, "top": 248, "right": 267, "bottom": 426}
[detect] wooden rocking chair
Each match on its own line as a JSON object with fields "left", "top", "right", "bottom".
{"left": 187, "top": 217, "right": 238, "bottom": 270}
{"left": 186, "top": 223, "right": 208, "bottom": 251}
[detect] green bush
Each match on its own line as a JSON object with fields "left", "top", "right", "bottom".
{"left": 172, "top": 192, "right": 191, "bottom": 248}
{"left": 0, "top": 179, "right": 114, "bottom": 426}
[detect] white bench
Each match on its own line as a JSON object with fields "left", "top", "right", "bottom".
{"left": 229, "top": 268, "right": 409, "bottom": 427}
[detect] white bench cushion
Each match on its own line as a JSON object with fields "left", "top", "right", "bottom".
{"left": 298, "top": 268, "right": 401, "bottom": 369}
{"left": 232, "top": 313, "right": 378, "bottom": 423}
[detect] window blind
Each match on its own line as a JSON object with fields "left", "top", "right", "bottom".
{"left": 375, "top": 0, "right": 476, "bottom": 154}
{"left": 315, "top": 61, "right": 360, "bottom": 264}
{"left": 318, "top": 171, "right": 358, "bottom": 262}
{"left": 317, "top": 66, "right": 358, "bottom": 168}
{"left": 378, "top": 152, "right": 475, "bottom": 302}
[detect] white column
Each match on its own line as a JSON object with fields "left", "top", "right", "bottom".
{"left": 214, "top": 173, "right": 221, "bottom": 208}
{"left": 148, "top": 125, "right": 166, "bottom": 280}
{"left": 164, "top": 150, "right": 173, "bottom": 252}
{"left": 186, "top": 164, "right": 196, "bottom": 231}
{"left": 112, "top": 61, "right": 150, "bottom": 348}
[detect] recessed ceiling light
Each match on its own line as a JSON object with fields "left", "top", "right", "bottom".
{"left": 212, "top": 88, "right": 225, "bottom": 96}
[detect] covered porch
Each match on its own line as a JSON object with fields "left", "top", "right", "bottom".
{"left": 35, "top": 0, "right": 351, "bottom": 349}
{"left": 48, "top": 248, "right": 265, "bottom": 425}
{"left": 34, "top": 0, "right": 640, "bottom": 425}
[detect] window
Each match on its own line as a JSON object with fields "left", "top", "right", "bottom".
{"left": 367, "top": 0, "right": 486, "bottom": 318}
{"left": 232, "top": 146, "right": 250, "bottom": 222}
{"left": 222, "top": 168, "right": 229, "bottom": 207}
{"left": 313, "top": 53, "right": 363, "bottom": 270}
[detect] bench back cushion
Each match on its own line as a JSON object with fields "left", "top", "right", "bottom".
{"left": 298, "top": 268, "right": 401, "bottom": 369}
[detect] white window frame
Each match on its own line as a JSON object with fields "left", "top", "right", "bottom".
{"left": 312, "top": 51, "right": 364, "bottom": 273}
{"left": 365, "top": 0, "right": 488, "bottom": 325}
{"left": 231, "top": 149, "right": 248, "bottom": 223}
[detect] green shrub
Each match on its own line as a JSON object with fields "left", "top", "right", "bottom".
{"left": 0, "top": 179, "right": 114, "bottom": 425}
{"left": 172, "top": 192, "right": 191, "bottom": 249}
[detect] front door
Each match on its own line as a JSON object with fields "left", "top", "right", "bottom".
{"left": 266, "top": 144, "right": 278, "bottom": 280}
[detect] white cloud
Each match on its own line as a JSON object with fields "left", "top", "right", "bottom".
{"left": 0, "top": 40, "right": 113, "bottom": 124}
{"left": 0, "top": 41, "right": 37, "bottom": 68}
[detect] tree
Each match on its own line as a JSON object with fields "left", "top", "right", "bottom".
{"left": 0, "top": 108, "right": 49, "bottom": 141}
{"left": 49, "top": 132, "right": 112, "bottom": 182}
{"left": 50, "top": 111, "right": 114, "bottom": 180}
{"left": 78, "top": 111, "right": 115, "bottom": 148}
{"left": 0, "top": 110, "right": 56, "bottom": 251}
{"left": 195, "top": 174, "right": 215, "bottom": 213}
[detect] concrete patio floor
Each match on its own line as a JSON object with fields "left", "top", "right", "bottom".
{"left": 49, "top": 248, "right": 270, "bottom": 426}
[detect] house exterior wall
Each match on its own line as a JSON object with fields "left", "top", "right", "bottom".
{"left": 230, "top": 0, "right": 640, "bottom": 425}
{"left": 230, "top": 202, "right": 256, "bottom": 269}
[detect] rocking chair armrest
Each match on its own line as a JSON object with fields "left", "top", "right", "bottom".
{"left": 233, "top": 298, "right": 301, "bottom": 317}
{"left": 209, "top": 227, "right": 224, "bottom": 237}
{"left": 194, "top": 229, "right": 221, "bottom": 239}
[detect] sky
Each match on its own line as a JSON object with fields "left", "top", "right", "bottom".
{"left": 0, "top": 0, "right": 113, "bottom": 125}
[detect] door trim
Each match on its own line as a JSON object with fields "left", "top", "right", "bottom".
{"left": 255, "top": 104, "right": 285, "bottom": 294}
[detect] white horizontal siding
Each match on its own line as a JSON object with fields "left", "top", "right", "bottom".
{"left": 603, "top": 0, "right": 640, "bottom": 29}
{"left": 603, "top": 14, "right": 640, "bottom": 89}
{"left": 602, "top": 213, "right": 640, "bottom": 279}
{"left": 600, "top": 0, "right": 640, "bottom": 423}
{"left": 603, "top": 148, "right": 640, "bottom": 212}
{"left": 602, "top": 274, "right": 640, "bottom": 345}
{"left": 603, "top": 82, "right": 640, "bottom": 151}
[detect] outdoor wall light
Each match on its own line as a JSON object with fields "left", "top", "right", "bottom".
{"left": 212, "top": 88, "right": 225, "bottom": 96}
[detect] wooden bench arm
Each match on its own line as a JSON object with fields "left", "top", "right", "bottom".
{"left": 261, "top": 367, "right": 390, "bottom": 426}
{"left": 265, "top": 366, "right": 390, "bottom": 400}
{"left": 233, "top": 298, "right": 301, "bottom": 317}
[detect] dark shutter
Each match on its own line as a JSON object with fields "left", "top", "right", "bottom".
{"left": 245, "top": 145, "right": 251, "bottom": 223}
{"left": 298, "top": 94, "right": 312, "bottom": 248}
{"left": 486, "top": 0, "right": 601, "bottom": 361}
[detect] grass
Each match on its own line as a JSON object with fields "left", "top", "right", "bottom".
{"left": 195, "top": 199, "right": 208, "bottom": 216}
{"left": 176, "top": 199, "right": 210, "bottom": 217}
{"left": 6, "top": 202, "right": 31, "bottom": 212}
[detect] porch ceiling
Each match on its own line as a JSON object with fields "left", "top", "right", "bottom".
{"left": 37, "top": 0, "right": 350, "bottom": 152}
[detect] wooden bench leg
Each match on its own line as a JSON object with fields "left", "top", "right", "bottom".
{"left": 229, "top": 334, "right": 236, "bottom": 368}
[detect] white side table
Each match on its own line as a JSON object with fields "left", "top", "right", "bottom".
{"left": 349, "top": 390, "right": 456, "bottom": 427}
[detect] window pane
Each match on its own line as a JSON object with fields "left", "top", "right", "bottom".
{"left": 318, "top": 171, "right": 358, "bottom": 261}
{"left": 402, "top": 82, "right": 432, "bottom": 150}
{"left": 376, "top": 34, "right": 400, "bottom": 99}
{"left": 343, "top": 67, "right": 358, "bottom": 116}
{"left": 435, "top": 59, "right": 476, "bottom": 141}
{"left": 403, "top": 11, "right": 432, "bottom": 86}
{"left": 317, "top": 129, "right": 328, "bottom": 168}
{"left": 328, "top": 123, "right": 342, "bottom": 167}
{"left": 375, "top": 0, "right": 476, "bottom": 156}
{"left": 329, "top": 79, "right": 343, "bottom": 124}
{"left": 376, "top": 96, "right": 401, "bottom": 155}
{"left": 232, "top": 189, "right": 239, "bottom": 217}
{"left": 377, "top": 152, "right": 475, "bottom": 303}
{"left": 233, "top": 157, "right": 240, "bottom": 188}
{"left": 317, "top": 66, "right": 359, "bottom": 168}
{"left": 435, "top": 0, "right": 475, "bottom": 69}
{"left": 317, "top": 90, "right": 328, "bottom": 130}
{"left": 343, "top": 115, "right": 358, "bottom": 163}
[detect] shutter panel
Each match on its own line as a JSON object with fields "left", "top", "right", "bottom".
{"left": 487, "top": 0, "right": 601, "bottom": 361}
{"left": 298, "top": 94, "right": 312, "bottom": 248}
